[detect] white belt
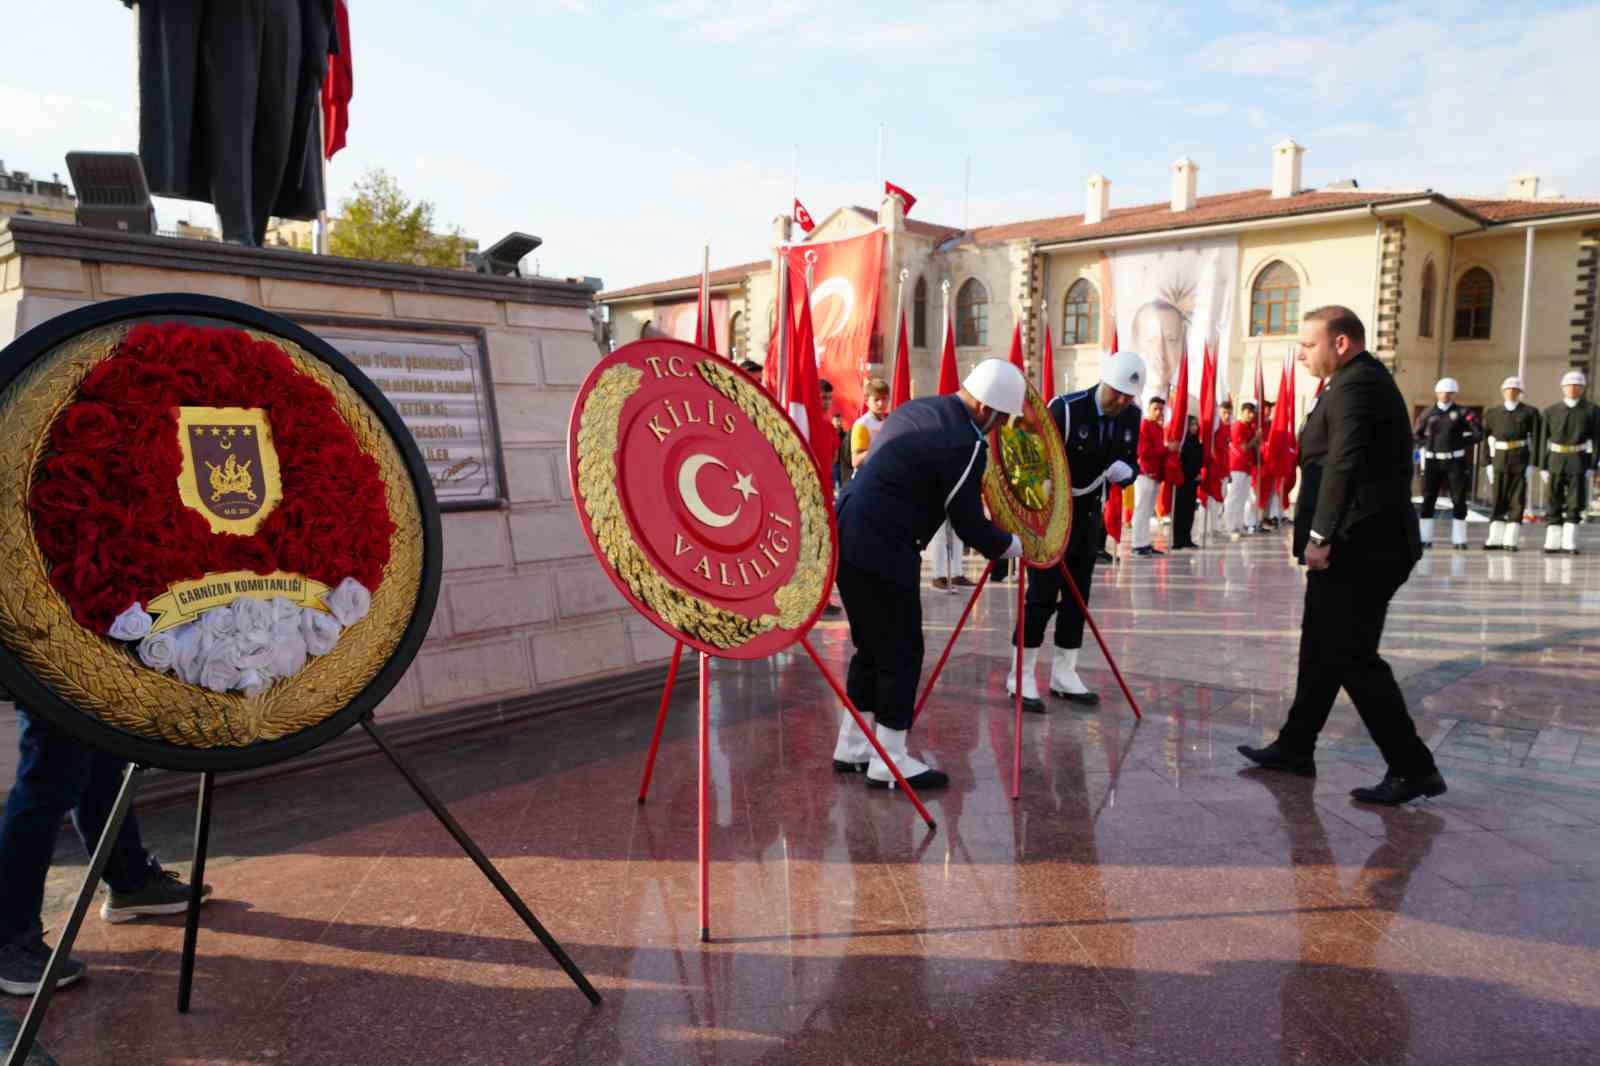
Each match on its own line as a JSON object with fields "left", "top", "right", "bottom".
{"left": 1549, "top": 442, "right": 1594, "bottom": 454}
{"left": 1424, "top": 449, "right": 1465, "bottom": 460}
{"left": 1491, "top": 440, "right": 1527, "bottom": 451}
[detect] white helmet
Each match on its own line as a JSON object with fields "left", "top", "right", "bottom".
{"left": 1500, "top": 376, "right": 1524, "bottom": 392}
{"left": 1101, "top": 350, "right": 1149, "bottom": 398}
{"left": 962, "top": 359, "right": 1026, "bottom": 417}
{"left": 1562, "top": 370, "right": 1588, "bottom": 388}
{"left": 1434, "top": 377, "right": 1460, "bottom": 394}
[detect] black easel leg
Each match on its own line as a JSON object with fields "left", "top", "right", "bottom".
{"left": 5, "top": 764, "right": 142, "bottom": 1066}
{"left": 359, "top": 715, "right": 602, "bottom": 1005}
{"left": 177, "top": 770, "right": 215, "bottom": 1013}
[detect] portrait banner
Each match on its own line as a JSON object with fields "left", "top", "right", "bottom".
{"left": 782, "top": 230, "right": 885, "bottom": 417}
{"left": 1104, "top": 237, "right": 1239, "bottom": 407}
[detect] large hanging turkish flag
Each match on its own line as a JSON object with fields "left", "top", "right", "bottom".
{"left": 781, "top": 231, "right": 884, "bottom": 418}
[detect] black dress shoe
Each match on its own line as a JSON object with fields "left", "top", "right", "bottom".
{"left": 1483, "top": 543, "right": 1501, "bottom": 552}
{"left": 821, "top": 604, "right": 844, "bottom": 618}
{"left": 1350, "top": 771, "right": 1447, "bottom": 806}
{"left": 1096, "top": 550, "right": 1114, "bottom": 563}
{"left": 1452, "top": 543, "right": 1469, "bottom": 551}
{"left": 1237, "top": 742, "right": 1316, "bottom": 777}
{"left": 867, "top": 767, "right": 949, "bottom": 790}
{"left": 1543, "top": 548, "right": 1562, "bottom": 555}
{"left": 1133, "top": 546, "right": 1165, "bottom": 557}
{"left": 1420, "top": 542, "right": 1432, "bottom": 551}
{"left": 1050, "top": 686, "right": 1100, "bottom": 706}
{"left": 832, "top": 759, "right": 868, "bottom": 774}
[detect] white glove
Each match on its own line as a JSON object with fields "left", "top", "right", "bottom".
{"left": 1486, "top": 465, "right": 1495, "bottom": 485}
{"left": 1105, "top": 460, "right": 1134, "bottom": 485}
{"left": 1542, "top": 469, "right": 1552, "bottom": 483}
{"left": 1001, "top": 534, "right": 1023, "bottom": 560}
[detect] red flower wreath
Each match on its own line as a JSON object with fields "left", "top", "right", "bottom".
{"left": 29, "top": 323, "right": 397, "bottom": 633}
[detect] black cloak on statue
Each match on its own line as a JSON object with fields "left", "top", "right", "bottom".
{"left": 127, "top": 0, "right": 338, "bottom": 246}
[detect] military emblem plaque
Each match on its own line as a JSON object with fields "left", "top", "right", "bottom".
{"left": 568, "top": 339, "right": 835, "bottom": 660}
{"left": 981, "top": 381, "right": 1072, "bottom": 568}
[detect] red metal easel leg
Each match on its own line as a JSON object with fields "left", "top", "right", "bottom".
{"left": 799, "top": 636, "right": 938, "bottom": 831}
{"left": 698, "top": 651, "right": 710, "bottom": 942}
{"left": 1012, "top": 565, "right": 1025, "bottom": 800}
{"left": 912, "top": 560, "right": 995, "bottom": 725}
{"left": 637, "top": 642, "right": 685, "bottom": 803}
{"left": 1059, "top": 562, "right": 1143, "bottom": 720}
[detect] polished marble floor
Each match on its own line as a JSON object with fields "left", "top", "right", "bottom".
{"left": 7, "top": 524, "right": 1600, "bottom": 1064}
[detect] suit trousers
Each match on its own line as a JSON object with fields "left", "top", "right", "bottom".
{"left": 1275, "top": 556, "right": 1437, "bottom": 778}
{"left": 1547, "top": 455, "right": 1590, "bottom": 524}
{"left": 837, "top": 561, "right": 924, "bottom": 731}
{"left": 1418, "top": 459, "right": 1469, "bottom": 520}
{"left": 1489, "top": 459, "right": 1528, "bottom": 523}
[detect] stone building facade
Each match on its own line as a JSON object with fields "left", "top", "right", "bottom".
{"left": 601, "top": 140, "right": 1600, "bottom": 417}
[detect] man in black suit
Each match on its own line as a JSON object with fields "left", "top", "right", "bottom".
{"left": 1239, "top": 307, "right": 1446, "bottom": 806}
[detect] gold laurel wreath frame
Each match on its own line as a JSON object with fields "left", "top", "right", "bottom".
{"left": 574, "top": 357, "right": 830, "bottom": 652}
{"left": 0, "top": 322, "right": 424, "bottom": 749}
{"left": 982, "top": 383, "right": 1073, "bottom": 567}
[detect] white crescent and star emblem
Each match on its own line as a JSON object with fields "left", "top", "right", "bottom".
{"left": 677, "top": 453, "right": 757, "bottom": 529}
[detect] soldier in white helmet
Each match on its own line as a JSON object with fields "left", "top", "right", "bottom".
{"left": 1008, "top": 350, "right": 1144, "bottom": 710}
{"left": 1412, "top": 377, "right": 1481, "bottom": 550}
{"left": 830, "top": 359, "right": 1025, "bottom": 790}
{"left": 1539, "top": 370, "right": 1600, "bottom": 555}
{"left": 1482, "top": 376, "right": 1539, "bottom": 551}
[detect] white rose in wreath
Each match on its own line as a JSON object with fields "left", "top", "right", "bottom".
{"left": 270, "top": 596, "right": 301, "bottom": 627}
{"left": 174, "top": 626, "right": 209, "bottom": 686}
{"left": 198, "top": 606, "right": 237, "bottom": 642}
{"left": 227, "top": 631, "right": 275, "bottom": 673}
{"left": 300, "top": 609, "right": 342, "bottom": 656}
{"left": 137, "top": 628, "right": 180, "bottom": 674}
{"left": 232, "top": 596, "right": 276, "bottom": 638}
{"left": 198, "top": 639, "right": 244, "bottom": 693}
{"left": 110, "top": 603, "right": 154, "bottom": 642}
{"left": 238, "top": 669, "right": 273, "bottom": 698}
{"left": 268, "top": 630, "right": 309, "bottom": 680}
{"left": 323, "top": 578, "right": 372, "bottom": 627}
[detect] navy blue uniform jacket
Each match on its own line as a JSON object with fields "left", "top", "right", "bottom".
{"left": 836, "top": 395, "right": 1012, "bottom": 587}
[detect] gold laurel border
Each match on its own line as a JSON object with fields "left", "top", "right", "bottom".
{"left": 573, "top": 357, "right": 829, "bottom": 651}
{"left": 0, "top": 322, "right": 423, "bottom": 749}
{"left": 982, "top": 384, "right": 1073, "bottom": 566}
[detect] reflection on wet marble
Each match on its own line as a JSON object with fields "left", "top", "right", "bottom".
{"left": 11, "top": 530, "right": 1600, "bottom": 1064}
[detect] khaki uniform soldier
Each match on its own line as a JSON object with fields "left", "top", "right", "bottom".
{"left": 1482, "top": 375, "right": 1539, "bottom": 551}
{"left": 1540, "top": 370, "right": 1600, "bottom": 555}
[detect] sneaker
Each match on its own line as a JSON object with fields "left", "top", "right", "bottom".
{"left": 0, "top": 928, "right": 87, "bottom": 996}
{"left": 950, "top": 575, "right": 978, "bottom": 587}
{"left": 930, "top": 577, "right": 949, "bottom": 590}
{"left": 101, "top": 860, "right": 212, "bottom": 924}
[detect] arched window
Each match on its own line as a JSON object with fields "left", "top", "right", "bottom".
{"left": 1418, "top": 261, "right": 1436, "bottom": 339}
{"left": 1249, "top": 260, "right": 1300, "bottom": 336}
{"left": 912, "top": 276, "right": 928, "bottom": 348}
{"left": 956, "top": 279, "right": 988, "bottom": 347}
{"left": 1062, "top": 279, "right": 1099, "bottom": 345}
{"left": 1454, "top": 267, "right": 1493, "bottom": 340}
{"left": 728, "top": 311, "right": 743, "bottom": 359}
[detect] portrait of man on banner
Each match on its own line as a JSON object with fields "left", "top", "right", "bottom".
{"left": 1102, "top": 237, "right": 1239, "bottom": 403}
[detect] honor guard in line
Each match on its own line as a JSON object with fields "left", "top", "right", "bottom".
{"left": 1482, "top": 375, "right": 1539, "bottom": 551}
{"left": 1006, "top": 351, "right": 1144, "bottom": 710}
{"left": 1413, "top": 377, "right": 1481, "bottom": 550}
{"left": 1539, "top": 369, "right": 1600, "bottom": 555}
{"left": 831, "top": 360, "right": 1025, "bottom": 790}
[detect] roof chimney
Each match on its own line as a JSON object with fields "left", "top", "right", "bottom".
{"left": 1086, "top": 173, "right": 1111, "bottom": 225}
{"left": 1506, "top": 172, "right": 1540, "bottom": 200}
{"left": 1271, "top": 139, "right": 1304, "bottom": 199}
{"left": 1170, "top": 157, "right": 1197, "bottom": 212}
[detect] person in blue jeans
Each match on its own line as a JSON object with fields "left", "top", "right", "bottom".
{"left": 0, "top": 708, "right": 211, "bottom": 995}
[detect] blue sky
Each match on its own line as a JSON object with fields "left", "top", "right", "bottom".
{"left": 5, "top": 1, "right": 1597, "bottom": 290}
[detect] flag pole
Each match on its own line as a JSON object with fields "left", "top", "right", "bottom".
{"left": 701, "top": 244, "right": 711, "bottom": 348}
{"left": 892, "top": 267, "right": 908, "bottom": 393}
{"left": 876, "top": 122, "right": 884, "bottom": 194}
{"left": 776, "top": 247, "right": 790, "bottom": 406}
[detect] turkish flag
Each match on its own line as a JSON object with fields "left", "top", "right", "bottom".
{"left": 1197, "top": 344, "right": 1226, "bottom": 504}
{"left": 1040, "top": 312, "right": 1056, "bottom": 401}
{"left": 781, "top": 231, "right": 884, "bottom": 418}
{"left": 656, "top": 298, "right": 725, "bottom": 352}
{"left": 786, "top": 285, "right": 837, "bottom": 496}
{"left": 1160, "top": 347, "right": 1191, "bottom": 513}
{"left": 884, "top": 180, "right": 917, "bottom": 216}
{"left": 1252, "top": 350, "right": 1269, "bottom": 506}
{"left": 1104, "top": 480, "right": 1124, "bottom": 543}
{"left": 322, "top": 0, "right": 353, "bottom": 160}
{"left": 1006, "top": 320, "right": 1024, "bottom": 373}
{"left": 794, "top": 198, "right": 816, "bottom": 233}
{"left": 937, "top": 306, "right": 959, "bottom": 396}
{"left": 1266, "top": 357, "right": 1298, "bottom": 506}
{"left": 891, "top": 305, "right": 912, "bottom": 409}
{"left": 1109, "top": 327, "right": 1119, "bottom": 354}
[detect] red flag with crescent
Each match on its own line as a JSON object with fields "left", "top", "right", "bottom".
{"left": 937, "top": 305, "right": 959, "bottom": 396}
{"left": 884, "top": 180, "right": 917, "bottom": 215}
{"left": 1040, "top": 312, "right": 1056, "bottom": 401}
{"left": 793, "top": 198, "right": 816, "bottom": 233}
{"left": 891, "top": 305, "right": 912, "bottom": 409}
{"left": 1006, "top": 319, "right": 1024, "bottom": 373}
{"left": 781, "top": 232, "right": 884, "bottom": 418}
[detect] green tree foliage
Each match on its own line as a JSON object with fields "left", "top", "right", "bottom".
{"left": 328, "top": 168, "right": 475, "bottom": 268}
